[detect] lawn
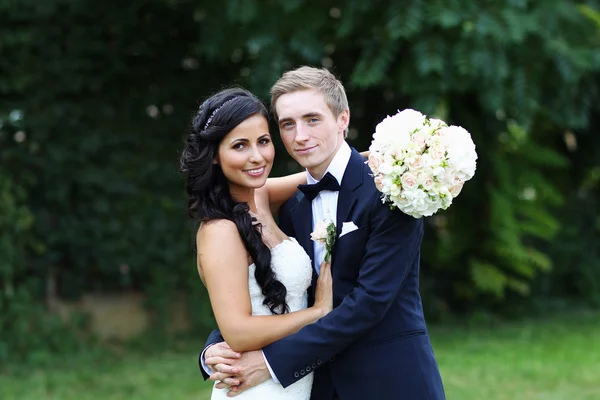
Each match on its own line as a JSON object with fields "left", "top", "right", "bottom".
{"left": 1, "top": 312, "right": 599, "bottom": 400}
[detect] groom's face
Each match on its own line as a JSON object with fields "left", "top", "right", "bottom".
{"left": 275, "top": 89, "right": 349, "bottom": 179}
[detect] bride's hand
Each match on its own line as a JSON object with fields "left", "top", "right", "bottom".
{"left": 314, "top": 261, "right": 333, "bottom": 315}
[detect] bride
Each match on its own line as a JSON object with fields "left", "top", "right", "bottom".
{"left": 180, "top": 88, "right": 333, "bottom": 399}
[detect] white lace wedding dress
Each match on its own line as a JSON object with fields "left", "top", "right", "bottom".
{"left": 210, "top": 237, "right": 314, "bottom": 400}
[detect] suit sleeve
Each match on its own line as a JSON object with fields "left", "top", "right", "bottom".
{"left": 198, "top": 329, "right": 224, "bottom": 379}
{"left": 277, "top": 197, "right": 296, "bottom": 237}
{"left": 262, "top": 199, "right": 423, "bottom": 387}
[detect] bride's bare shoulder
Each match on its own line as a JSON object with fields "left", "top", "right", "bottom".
{"left": 197, "top": 219, "right": 239, "bottom": 244}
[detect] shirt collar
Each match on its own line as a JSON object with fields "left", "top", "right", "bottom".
{"left": 306, "top": 141, "right": 351, "bottom": 185}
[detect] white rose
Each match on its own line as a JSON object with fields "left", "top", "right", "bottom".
{"left": 426, "top": 196, "right": 444, "bottom": 215}
{"left": 439, "top": 126, "right": 478, "bottom": 181}
{"left": 409, "top": 189, "right": 429, "bottom": 212}
{"left": 428, "top": 118, "right": 447, "bottom": 132}
{"left": 377, "top": 158, "right": 394, "bottom": 175}
{"left": 393, "top": 164, "right": 407, "bottom": 175}
{"left": 394, "top": 109, "right": 427, "bottom": 133}
{"left": 372, "top": 114, "right": 411, "bottom": 150}
{"left": 421, "top": 153, "right": 434, "bottom": 169}
{"left": 310, "top": 221, "right": 328, "bottom": 242}
{"left": 382, "top": 176, "right": 395, "bottom": 192}
{"left": 432, "top": 166, "right": 445, "bottom": 180}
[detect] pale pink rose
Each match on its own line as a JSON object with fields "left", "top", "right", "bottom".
{"left": 368, "top": 153, "right": 384, "bottom": 175}
{"left": 391, "top": 149, "right": 405, "bottom": 161}
{"left": 411, "top": 131, "right": 428, "bottom": 149}
{"left": 443, "top": 168, "right": 457, "bottom": 185}
{"left": 418, "top": 173, "right": 435, "bottom": 191}
{"left": 428, "top": 118, "right": 447, "bottom": 133}
{"left": 407, "top": 155, "right": 424, "bottom": 171}
{"left": 400, "top": 172, "right": 418, "bottom": 191}
{"left": 449, "top": 182, "right": 464, "bottom": 197}
{"left": 430, "top": 145, "right": 446, "bottom": 161}
{"left": 310, "top": 221, "right": 328, "bottom": 242}
{"left": 374, "top": 174, "right": 385, "bottom": 192}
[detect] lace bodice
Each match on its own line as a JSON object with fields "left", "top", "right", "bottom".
{"left": 211, "top": 237, "right": 314, "bottom": 400}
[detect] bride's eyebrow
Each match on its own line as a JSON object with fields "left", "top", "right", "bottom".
{"left": 229, "top": 138, "right": 249, "bottom": 145}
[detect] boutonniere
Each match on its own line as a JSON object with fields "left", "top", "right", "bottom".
{"left": 310, "top": 219, "right": 336, "bottom": 263}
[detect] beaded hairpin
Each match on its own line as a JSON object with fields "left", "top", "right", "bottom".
{"left": 203, "top": 97, "right": 239, "bottom": 130}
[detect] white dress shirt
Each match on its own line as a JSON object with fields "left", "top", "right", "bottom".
{"left": 202, "top": 142, "right": 353, "bottom": 383}
{"left": 307, "top": 141, "right": 351, "bottom": 274}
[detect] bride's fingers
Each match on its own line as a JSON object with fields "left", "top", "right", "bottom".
{"left": 206, "top": 348, "right": 241, "bottom": 360}
{"left": 205, "top": 356, "right": 241, "bottom": 368}
{"left": 226, "top": 381, "right": 250, "bottom": 397}
{"left": 215, "top": 378, "right": 240, "bottom": 389}
{"left": 210, "top": 371, "right": 238, "bottom": 382}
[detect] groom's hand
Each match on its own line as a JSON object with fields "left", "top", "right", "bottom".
{"left": 222, "top": 350, "right": 271, "bottom": 397}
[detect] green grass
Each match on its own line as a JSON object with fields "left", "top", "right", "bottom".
{"left": 2, "top": 312, "right": 599, "bottom": 400}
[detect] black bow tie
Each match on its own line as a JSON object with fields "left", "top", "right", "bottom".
{"left": 298, "top": 172, "right": 340, "bottom": 201}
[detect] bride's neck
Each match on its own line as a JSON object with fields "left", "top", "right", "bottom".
{"left": 229, "top": 186, "right": 257, "bottom": 213}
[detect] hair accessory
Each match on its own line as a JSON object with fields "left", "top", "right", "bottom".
{"left": 204, "top": 97, "right": 239, "bottom": 130}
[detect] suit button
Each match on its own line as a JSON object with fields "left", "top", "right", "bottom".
{"left": 306, "top": 366, "right": 311, "bottom": 372}
{"left": 316, "top": 360, "right": 322, "bottom": 365}
{"left": 294, "top": 372, "right": 300, "bottom": 378}
{"left": 312, "top": 363, "right": 317, "bottom": 369}
{"left": 329, "top": 356, "right": 336, "bottom": 361}
{"left": 300, "top": 369, "right": 306, "bottom": 376}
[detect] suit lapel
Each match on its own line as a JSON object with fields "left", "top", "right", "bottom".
{"left": 335, "top": 149, "right": 364, "bottom": 237}
{"left": 290, "top": 194, "right": 317, "bottom": 305}
{"left": 290, "top": 195, "right": 315, "bottom": 264}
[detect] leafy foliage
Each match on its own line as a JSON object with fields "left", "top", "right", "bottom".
{"left": 0, "top": 0, "right": 599, "bottom": 359}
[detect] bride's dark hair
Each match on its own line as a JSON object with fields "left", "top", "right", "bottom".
{"left": 180, "top": 88, "right": 288, "bottom": 315}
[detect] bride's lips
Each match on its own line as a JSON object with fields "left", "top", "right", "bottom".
{"left": 243, "top": 166, "right": 266, "bottom": 177}
{"left": 295, "top": 145, "right": 317, "bottom": 155}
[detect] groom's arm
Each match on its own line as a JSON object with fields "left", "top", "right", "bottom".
{"left": 263, "top": 200, "right": 423, "bottom": 388}
{"left": 198, "top": 329, "right": 224, "bottom": 380}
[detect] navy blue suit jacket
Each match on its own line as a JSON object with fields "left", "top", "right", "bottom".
{"left": 201, "top": 149, "right": 445, "bottom": 400}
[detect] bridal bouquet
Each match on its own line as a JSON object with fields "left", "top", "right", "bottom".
{"left": 367, "top": 109, "right": 477, "bottom": 218}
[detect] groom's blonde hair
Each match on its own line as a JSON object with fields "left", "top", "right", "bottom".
{"left": 270, "top": 66, "right": 349, "bottom": 137}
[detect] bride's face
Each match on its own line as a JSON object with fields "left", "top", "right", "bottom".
{"left": 216, "top": 114, "right": 275, "bottom": 192}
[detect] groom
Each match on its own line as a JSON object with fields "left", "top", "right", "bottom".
{"left": 200, "top": 66, "right": 445, "bottom": 400}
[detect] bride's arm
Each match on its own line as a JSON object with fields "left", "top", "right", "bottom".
{"left": 261, "top": 172, "right": 306, "bottom": 214}
{"left": 261, "top": 150, "right": 371, "bottom": 214}
{"left": 197, "top": 220, "right": 329, "bottom": 353}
